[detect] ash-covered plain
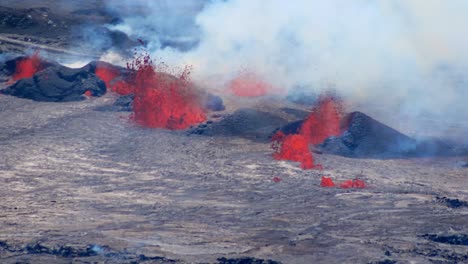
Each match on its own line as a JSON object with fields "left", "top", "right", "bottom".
{"left": 0, "top": 93, "right": 467, "bottom": 264}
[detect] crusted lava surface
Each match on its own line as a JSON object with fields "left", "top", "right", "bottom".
{"left": 0, "top": 92, "right": 467, "bottom": 263}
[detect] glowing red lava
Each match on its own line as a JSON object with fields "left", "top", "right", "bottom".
{"left": 272, "top": 132, "right": 321, "bottom": 170}
{"left": 270, "top": 94, "right": 345, "bottom": 170}
{"left": 320, "top": 176, "right": 336, "bottom": 187}
{"left": 95, "top": 64, "right": 133, "bottom": 95}
{"left": 299, "top": 96, "right": 344, "bottom": 145}
{"left": 12, "top": 52, "right": 42, "bottom": 81}
{"left": 339, "top": 179, "right": 367, "bottom": 189}
{"left": 272, "top": 176, "right": 282, "bottom": 183}
{"left": 228, "top": 72, "right": 271, "bottom": 97}
{"left": 128, "top": 54, "right": 206, "bottom": 130}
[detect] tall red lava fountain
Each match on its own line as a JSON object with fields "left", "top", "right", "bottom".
{"left": 129, "top": 54, "right": 206, "bottom": 130}
{"left": 299, "top": 96, "right": 344, "bottom": 144}
{"left": 271, "top": 132, "right": 321, "bottom": 169}
{"left": 94, "top": 53, "right": 206, "bottom": 130}
{"left": 12, "top": 52, "right": 42, "bottom": 81}
{"left": 271, "top": 94, "right": 344, "bottom": 170}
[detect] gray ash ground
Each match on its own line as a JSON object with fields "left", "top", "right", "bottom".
{"left": 0, "top": 93, "right": 467, "bottom": 264}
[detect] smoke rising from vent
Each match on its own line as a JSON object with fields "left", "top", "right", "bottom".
{"left": 105, "top": 0, "right": 468, "bottom": 140}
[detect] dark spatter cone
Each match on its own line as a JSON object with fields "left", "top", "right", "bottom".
{"left": 1, "top": 64, "right": 106, "bottom": 102}
{"left": 318, "top": 111, "right": 468, "bottom": 158}
{"left": 0, "top": 55, "right": 57, "bottom": 80}
{"left": 422, "top": 234, "right": 468, "bottom": 246}
{"left": 318, "top": 111, "right": 417, "bottom": 158}
{"left": 190, "top": 108, "right": 288, "bottom": 142}
{"left": 82, "top": 60, "right": 129, "bottom": 75}
{"left": 274, "top": 119, "right": 304, "bottom": 136}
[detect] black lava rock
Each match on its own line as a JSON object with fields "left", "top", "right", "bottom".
{"left": 95, "top": 94, "right": 134, "bottom": 112}
{"left": 422, "top": 234, "right": 468, "bottom": 246}
{"left": 436, "top": 196, "right": 468, "bottom": 209}
{"left": 1, "top": 64, "right": 106, "bottom": 102}
{"left": 190, "top": 108, "right": 288, "bottom": 141}
{"left": 318, "top": 112, "right": 468, "bottom": 158}
{"left": 319, "top": 111, "right": 417, "bottom": 158}
{"left": 203, "top": 93, "right": 225, "bottom": 112}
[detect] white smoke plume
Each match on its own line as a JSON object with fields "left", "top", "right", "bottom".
{"left": 106, "top": 0, "right": 468, "bottom": 139}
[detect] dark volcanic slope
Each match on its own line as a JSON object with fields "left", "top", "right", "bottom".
{"left": 190, "top": 108, "right": 290, "bottom": 141}
{"left": 320, "top": 112, "right": 417, "bottom": 158}
{"left": 1, "top": 64, "right": 106, "bottom": 102}
{"left": 320, "top": 112, "right": 468, "bottom": 158}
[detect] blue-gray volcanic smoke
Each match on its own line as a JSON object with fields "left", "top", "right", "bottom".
{"left": 103, "top": 0, "right": 468, "bottom": 142}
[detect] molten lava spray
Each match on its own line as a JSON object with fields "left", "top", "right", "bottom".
{"left": 95, "top": 64, "right": 133, "bottom": 95}
{"left": 299, "top": 96, "right": 344, "bottom": 144}
{"left": 12, "top": 52, "right": 42, "bottom": 81}
{"left": 271, "top": 94, "right": 344, "bottom": 170}
{"left": 339, "top": 179, "right": 367, "bottom": 189}
{"left": 320, "top": 176, "right": 335, "bottom": 187}
{"left": 228, "top": 71, "right": 271, "bottom": 97}
{"left": 271, "top": 132, "right": 321, "bottom": 170}
{"left": 95, "top": 52, "right": 206, "bottom": 130}
{"left": 128, "top": 54, "right": 206, "bottom": 130}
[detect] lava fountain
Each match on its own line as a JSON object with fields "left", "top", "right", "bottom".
{"left": 94, "top": 51, "right": 207, "bottom": 130}
{"left": 271, "top": 94, "right": 345, "bottom": 170}
{"left": 228, "top": 71, "right": 272, "bottom": 97}
{"left": 299, "top": 95, "right": 345, "bottom": 145}
{"left": 11, "top": 51, "right": 43, "bottom": 81}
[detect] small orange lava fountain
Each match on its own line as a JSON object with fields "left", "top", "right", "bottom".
{"left": 271, "top": 131, "right": 322, "bottom": 170}
{"left": 228, "top": 72, "right": 272, "bottom": 97}
{"left": 299, "top": 96, "right": 344, "bottom": 145}
{"left": 12, "top": 52, "right": 43, "bottom": 81}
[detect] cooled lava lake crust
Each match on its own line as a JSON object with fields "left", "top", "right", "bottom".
{"left": 0, "top": 92, "right": 467, "bottom": 264}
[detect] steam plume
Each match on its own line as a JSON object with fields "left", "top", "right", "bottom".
{"left": 106, "top": 0, "right": 468, "bottom": 140}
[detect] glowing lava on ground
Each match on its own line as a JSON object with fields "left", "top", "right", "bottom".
{"left": 320, "top": 176, "right": 336, "bottom": 187}
{"left": 321, "top": 176, "right": 367, "bottom": 189}
{"left": 271, "top": 95, "right": 344, "bottom": 170}
{"left": 271, "top": 132, "right": 322, "bottom": 170}
{"left": 11, "top": 52, "right": 43, "bottom": 81}
{"left": 339, "top": 179, "right": 367, "bottom": 189}
{"left": 228, "top": 72, "right": 272, "bottom": 97}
